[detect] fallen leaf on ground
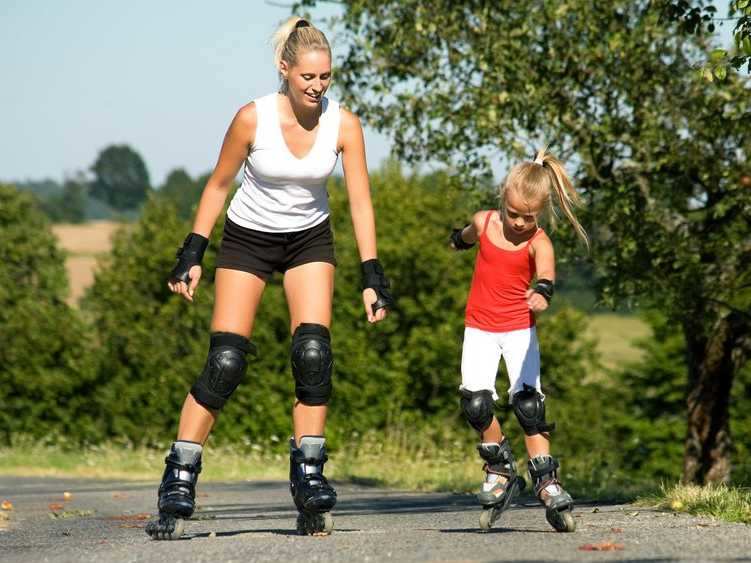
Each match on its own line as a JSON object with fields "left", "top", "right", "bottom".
{"left": 112, "top": 493, "right": 128, "bottom": 500}
{"left": 48, "top": 509, "right": 95, "bottom": 519}
{"left": 106, "top": 513, "right": 151, "bottom": 521}
{"left": 611, "top": 527, "right": 623, "bottom": 533}
{"left": 579, "top": 542, "right": 624, "bottom": 551}
{"left": 1, "top": 501, "right": 13, "bottom": 511}
{"left": 49, "top": 503, "right": 65, "bottom": 511}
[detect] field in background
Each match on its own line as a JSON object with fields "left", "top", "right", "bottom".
{"left": 52, "top": 221, "right": 122, "bottom": 304}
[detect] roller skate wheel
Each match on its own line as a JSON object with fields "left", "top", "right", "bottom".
{"left": 479, "top": 506, "right": 496, "bottom": 530}
{"left": 296, "top": 511, "right": 334, "bottom": 536}
{"left": 145, "top": 515, "right": 185, "bottom": 540}
{"left": 548, "top": 509, "right": 576, "bottom": 533}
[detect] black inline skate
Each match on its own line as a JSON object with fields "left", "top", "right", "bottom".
{"left": 289, "top": 436, "right": 337, "bottom": 535}
{"left": 145, "top": 441, "right": 202, "bottom": 540}
{"left": 528, "top": 454, "right": 575, "bottom": 533}
{"left": 476, "top": 440, "right": 525, "bottom": 530}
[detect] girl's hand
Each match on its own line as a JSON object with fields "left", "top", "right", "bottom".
{"left": 525, "top": 288, "right": 549, "bottom": 313}
{"left": 168, "top": 265, "right": 202, "bottom": 302}
{"left": 363, "top": 288, "right": 388, "bottom": 323}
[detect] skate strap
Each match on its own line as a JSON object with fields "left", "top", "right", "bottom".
{"left": 164, "top": 457, "right": 203, "bottom": 474}
{"left": 483, "top": 462, "right": 514, "bottom": 480}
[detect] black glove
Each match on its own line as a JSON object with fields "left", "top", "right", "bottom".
{"left": 169, "top": 233, "right": 209, "bottom": 285}
{"left": 450, "top": 225, "right": 475, "bottom": 250}
{"left": 361, "top": 259, "right": 394, "bottom": 314}
{"left": 533, "top": 278, "right": 555, "bottom": 303}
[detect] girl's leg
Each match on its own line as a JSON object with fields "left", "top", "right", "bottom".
{"left": 176, "top": 268, "right": 266, "bottom": 444}
{"left": 501, "top": 327, "right": 549, "bottom": 456}
{"left": 283, "top": 261, "right": 335, "bottom": 445}
{"left": 460, "top": 327, "right": 504, "bottom": 440}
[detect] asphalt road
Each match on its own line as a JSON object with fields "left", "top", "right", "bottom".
{"left": 1, "top": 476, "right": 749, "bottom": 562}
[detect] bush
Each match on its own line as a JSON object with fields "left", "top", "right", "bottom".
{"left": 0, "top": 185, "right": 99, "bottom": 444}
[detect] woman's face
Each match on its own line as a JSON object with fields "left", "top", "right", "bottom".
{"left": 502, "top": 189, "right": 543, "bottom": 235}
{"left": 281, "top": 49, "right": 331, "bottom": 108}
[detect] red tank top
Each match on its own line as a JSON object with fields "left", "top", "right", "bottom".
{"left": 465, "top": 211, "right": 543, "bottom": 332}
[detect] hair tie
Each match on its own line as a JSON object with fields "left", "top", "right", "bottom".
{"left": 295, "top": 19, "right": 310, "bottom": 29}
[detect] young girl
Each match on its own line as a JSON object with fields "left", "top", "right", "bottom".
{"left": 145, "top": 17, "right": 392, "bottom": 539}
{"left": 450, "top": 148, "right": 588, "bottom": 532}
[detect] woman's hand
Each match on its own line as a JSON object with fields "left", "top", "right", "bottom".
{"left": 363, "top": 288, "right": 388, "bottom": 323}
{"left": 168, "top": 265, "right": 202, "bottom": 302}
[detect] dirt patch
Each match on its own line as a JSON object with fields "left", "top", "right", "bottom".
{"left": 52, "top": 221, "right": 123, "bottom": 304}
{"left": 52, "top": 221, "right": 122, "bottom": 255}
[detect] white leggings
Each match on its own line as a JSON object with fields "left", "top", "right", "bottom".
{"left": 460, "top": 326, "right": 542, "bottom": 401}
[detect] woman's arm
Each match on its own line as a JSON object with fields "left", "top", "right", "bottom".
{"left": 191, "top": 103, "right": 257, "bottom": 237}
{"left": 168, "top": 103, "right": 256, "bottom": 302}
{"left": 339, "top": 109, "right": 377, "bottom": 261}
{"left": 339, "top": 109, "right": 393, "bottom": 322}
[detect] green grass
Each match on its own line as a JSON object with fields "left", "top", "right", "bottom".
{"left": 639, "top": 483, "right": 751, "bottom": 524}
{"left": 586, "top": 313, "right": 650, "bottom": 370}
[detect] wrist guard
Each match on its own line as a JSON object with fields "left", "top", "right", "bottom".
{"left": 361, "top": 259, "right": 395, "bottom": 313}
{"left": 450, "top": 225, "right": 475, "bottom": 250}
{"left": 169, "top": 233, "right": 209, "bottom": 285}
{"left": 533, "top": 278, "right": 555, "bottom": 303}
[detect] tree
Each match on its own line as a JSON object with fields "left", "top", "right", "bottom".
{"left": 157, "top": 168, "right": 205, "bottom": 220}
{"left": 654, "top": 0, "right": 751, "bottom": 76}
{"left": 39, "top": 175, "right": 87, "bottom": 223}
{"left": 299, "top": 0, "right": 751, "bottom": 483}
{"left": 90, "top": 145, "right": 151, "bottom": 210}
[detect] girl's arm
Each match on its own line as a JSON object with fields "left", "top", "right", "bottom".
{"left": 168, "top": 103, "right": 256, "bottom": 302}
{"left": 526, "top": 234, "right": 556, "bottom": 312}
{"left": 450, "top": 210, "right": 488, "bottom": 249}
{"left": 339, "top": 109, "right": 390, "bottom": 323}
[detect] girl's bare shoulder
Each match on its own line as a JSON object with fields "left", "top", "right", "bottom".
{"left": 472, "top": 209, "right": 496, "bottom": 236}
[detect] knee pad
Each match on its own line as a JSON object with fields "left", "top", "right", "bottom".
{"left": 460, "top": 389, "right": 495, "bottom": 433}
{"left": 190, "top": 332, "right": 254, "bottom": 410}
{"left": 291, "top": 323, "right": 333, "bottom": 406}
{"left": 512, "top": 384, "right": 555, "bottom": 436}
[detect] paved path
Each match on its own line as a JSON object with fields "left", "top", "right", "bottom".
{"left": 1, "top": 476, "right": 749, "bottom": 562}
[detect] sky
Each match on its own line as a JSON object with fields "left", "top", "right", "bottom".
{"left": 1, "top": 2, "right": 737, "bottom": 188}
{"left": 0, "top": 1, "right": 392, "bottom": 186}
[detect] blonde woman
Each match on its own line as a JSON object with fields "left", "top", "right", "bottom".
{"left": 450, "top": 148, "right": 588, "bottom": 532}
{"left": 146, "top": 16, "right": 393, "bottom": 539}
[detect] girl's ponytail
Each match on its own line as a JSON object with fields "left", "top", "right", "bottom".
{"left": 536, "top": 148, "right": 589, "bottom": 248}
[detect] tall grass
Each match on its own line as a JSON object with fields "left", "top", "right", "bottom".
{"left": 641, "top": 483, "right": 751, "bottom": 524}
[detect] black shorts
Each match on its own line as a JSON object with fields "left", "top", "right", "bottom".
{"left": 216, "top": 216, "right": 336, "bottom": 280}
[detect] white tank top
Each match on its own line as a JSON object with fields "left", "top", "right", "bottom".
{"left": 227, "top": 93, "right": 341, "bottom": 233}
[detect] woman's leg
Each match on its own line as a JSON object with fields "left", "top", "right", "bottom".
{"left": 176, "top": 268, "right": 266, "bottom": 444}
{"left": 283, "top": 261, "right": 335, "bottom": 445}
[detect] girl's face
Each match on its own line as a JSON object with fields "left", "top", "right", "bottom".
{"left": 502, "top": 189, "right": 543, "bottom": 235}
{"left": 280, "top": 49, "right": 331, "bottom": 108}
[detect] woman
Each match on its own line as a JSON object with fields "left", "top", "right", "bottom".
{"left": 146, "top": 16, "right": 393, "bottom": 539}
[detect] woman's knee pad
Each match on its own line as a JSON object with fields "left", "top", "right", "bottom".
{"left": 190, "top": 332, "right": 255, "bottom": 410}
{"left": 460, "top": 389, "right": 495, "bottom": 433}
{"left": 291, "top": 323, "right": 333, "bottom": 406}
{"left": 512, "top": 384, "right": 555, "bottom": 435}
